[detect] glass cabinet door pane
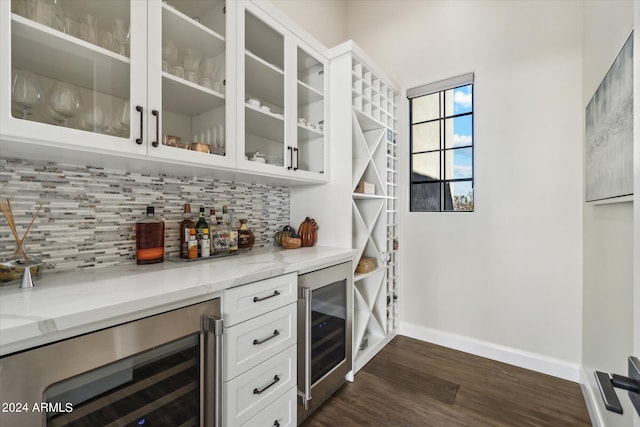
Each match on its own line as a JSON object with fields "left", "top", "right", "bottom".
{"left": 295, "top": 46, "right": 325, "bottom": 174}
{"left": 10, "top": 0, "right": 132, "bottom": 137}
{"left": 311, "top": 280, "right": 346, "bottom": 384}
{"left": 243, "top": 9, "right": 285, "bottom": 166}
{"left": 160, "top": 0, "right": 227, "bottom": 157}
{"left": 45, "top": 335, "right": 200, "bottom": 426}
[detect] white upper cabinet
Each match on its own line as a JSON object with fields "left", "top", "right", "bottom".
{"left": 1, "top": 0, "right": 327, "bottom": 184}
{"left": 1, "top": 0, "right": 147, "bottom": 157}
{"left": 236, "top": 1, "right": 328, "bottom": 183}
{"left": 146, "top": 0, "right": 236, "bottom": 169}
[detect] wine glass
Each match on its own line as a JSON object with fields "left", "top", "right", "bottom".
{"left": 81, "top": 104, "right": 112, "bottom": 133}
{"left": 110, "top": 99, "right": 130, "bottom": 136}
{"left": 11, "top": 69, "right": 44, "bottom": 120}
{"left": 47, "top": 82, "right": 82, "bottom": 127}
{"left": 162, "top": 40, "right": 177, "bottom": 72}
{"left": 113, "top": 19, "right": 130, "bottom": 57}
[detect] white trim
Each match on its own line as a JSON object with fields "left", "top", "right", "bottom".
{"left": 399, "top": 321, "right": 580, "bottom": 382}
{"left": 580, "top": 366, "right": 605, "bottom": 427}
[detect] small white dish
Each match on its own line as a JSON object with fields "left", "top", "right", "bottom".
{"left": 260, "top": 105, "right": 271, "bottom": 113}
{"left": 247, "top": 98, "right": 260, "bottom": 108}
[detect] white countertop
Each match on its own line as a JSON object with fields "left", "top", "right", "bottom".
{"left": 0, "top": 246, "right": 356, "bottom": 356}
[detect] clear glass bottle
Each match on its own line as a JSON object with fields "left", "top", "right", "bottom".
{"left": 179, "top": 203, "right": 195, "bottom": 258}
{"left": 136, "top": 206, "right": 164, "bottom": 265}
{"left": 212, "top": 216, "right": 230, "bottom": 254}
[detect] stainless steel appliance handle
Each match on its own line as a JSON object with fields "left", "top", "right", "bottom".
{"left": 300, "top": 287, "right": 312, "bottom": 409}
{"left": 204, "top": 315, "right": 224, "bottom": 427}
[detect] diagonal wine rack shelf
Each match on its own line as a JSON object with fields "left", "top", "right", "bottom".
{"left": 348, "top": 52, "right": 400, "bottom": 373}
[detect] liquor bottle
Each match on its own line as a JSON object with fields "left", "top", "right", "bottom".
{"left": 187, "top": 228, "right": 198, "bottom": 259}
{"left": 136, "top": 206, "right": 165, "bottom": 265}
{"left": 212, "top": 216, "right": 230, "bottom": 254}
{"left": 179, "top": 203, "right": 195, "bottom": 258}
{"left": 195, "top": 207, "right": 209, "bottom": 257}
{"left": 238, "top": 218, "right": 255, "bottom": 250}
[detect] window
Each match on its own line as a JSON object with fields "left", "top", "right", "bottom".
{"left": 408, "top": 73, "right": 474, "bottom": 212}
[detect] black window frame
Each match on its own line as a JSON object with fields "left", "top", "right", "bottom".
{"left": 408, "top": 76, "right": 474, "bottom": 212}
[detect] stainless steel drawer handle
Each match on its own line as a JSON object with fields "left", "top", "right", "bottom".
{"left": 253, "top": 290, "right": 280, "bottom": 303}
{"left": 253, "top": 375, "right": 280, "bottom": 395}
{"left": 253, "top": 330, "right": 280, "bottom": 345}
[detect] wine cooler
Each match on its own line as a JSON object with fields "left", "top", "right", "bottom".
{"left": 297, "top": 261, "right": 353, "bottom": 424}
{"left": 0, "top": 299, "right": 223, "bottom": 427}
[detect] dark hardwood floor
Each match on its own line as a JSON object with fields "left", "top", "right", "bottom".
{"left": 301, "top": 336, "right": 591, "bottom": 427}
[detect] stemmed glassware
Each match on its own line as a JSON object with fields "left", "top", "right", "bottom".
{"left": 81, "top": 104, "right": 112, "bottom": 133}
{"left": 110, "top": 99, "right": 130, "bottom": 137}
{"left": 113, "top": 19, "right": 130, "bottom": 57}
{"left": 47, "top": 81, "right": 82, "bottom": 127}
{"left": 11, "top": 69, "right": 44, "bottom": 120}
{"left": 162, "top": 40, "right": 178, "bottom": 72}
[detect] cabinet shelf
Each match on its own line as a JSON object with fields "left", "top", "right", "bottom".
{"left": 297, "top": 124, "right": 323, "bottom": 142}
{"left": 352, "top": 193, "right": 386, "bottom": 200}
{"left": 163, "top": 4, "right": 225, "bottom": 57}
{"left": 12, "top": 14, "right": 130, "bottom": 98}
{"left": 297, "top": 80, "right": 323, "bottom": 104}
{"left": 162, "top": 73, "right": 225, "bottom": 116}
{"left": 245, "top": 105, "right": 284, "bottom": 142}
{"left": 245, "top": 51, "right": 284, "bottom": 108}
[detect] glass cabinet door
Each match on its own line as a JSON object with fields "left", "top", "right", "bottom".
{"left": 6, "top": 0, "right": 145, "bottom": 153}
{"left": 240, "top": 5, "right": 287, "bottom": 171}
{"left": 149, "top": 0, "right": 232, "bottom": 165}
{"left": 295, "top": 45, "right": 326, "bottom": 175}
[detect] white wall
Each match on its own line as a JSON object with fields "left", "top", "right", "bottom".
{"left": 259, "top": 0, "right": 348, "bottom": 48}
{"left": 581, "top": 2, "right": 635, "bottom": 426}
{"left": 345, "top": 0, "right": 584, "bottom": 379}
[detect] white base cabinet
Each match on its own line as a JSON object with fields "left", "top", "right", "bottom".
{"left": 223, "top": 273, "right": 297, "bottom": 427}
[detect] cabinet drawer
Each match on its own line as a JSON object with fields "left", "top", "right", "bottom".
{"left": 241, "top": 386, "right": 296, "bottom": 427}
{"left": 224, "top": 345, "right": 296, "bottom": 427}
{"left": 225, "top": 303, "right": 297, "bottom": 380}
{"left": 224, "top": 273, "right": 297, "bottom": 326}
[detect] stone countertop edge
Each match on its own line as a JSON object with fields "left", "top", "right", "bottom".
{"left": 0, "top": 246, "right": 357, "bottom": 357}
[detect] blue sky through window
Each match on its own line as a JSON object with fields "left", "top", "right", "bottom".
{"left": 451, "top": 85, "right": 473, "bottom": 185}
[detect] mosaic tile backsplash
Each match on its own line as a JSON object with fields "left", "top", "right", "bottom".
{"left": 0, "top": 158, "right": 290, "bottom": 273}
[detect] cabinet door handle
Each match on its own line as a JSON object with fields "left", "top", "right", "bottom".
{"left": 287, "top": 146, "right": 293, "bottom": 170}
{"left": 151, "top": 110, "right": 159, "bottom": 147}
{"left": 253, "top": 290, "right": 280, "bottom": 303}
{"left": 253, "top": 330, "right": 280, "bottom": 345}
{"left": 135, "top": 106, "right": 143, "bottom": 144}
{"left": 274, "top": 421, "right": 280, "bottom": 427}
{"left": 253, "top": 375, "right": 280, "bottom": 395}
{"left": 293, "top": 147, "right": 299, "bottom": 171}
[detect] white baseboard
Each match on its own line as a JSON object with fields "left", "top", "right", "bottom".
{"left": 580, "top": 366, "right": 604, "bottom": 427}
{"left": 399, "top": 321, "right": 580, "bottom": 382}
